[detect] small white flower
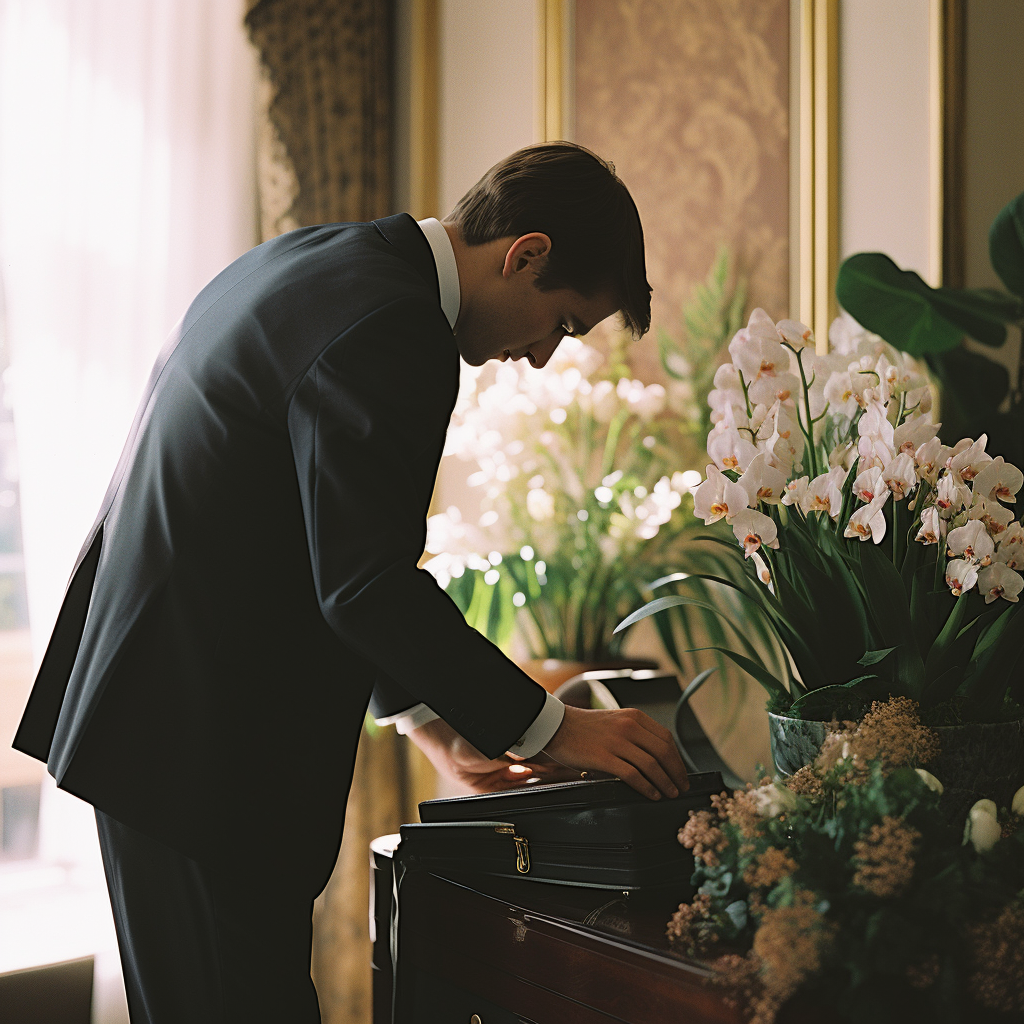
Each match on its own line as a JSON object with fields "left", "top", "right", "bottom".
{"left": 750, "top": 550, "right": 774, "bottom": 592}
{"left": 915, "top": 769, "right": 943, "bottom": 794}
{"left": 781, "top": 476, "right": 809, "bottom": 507}
{"left": 945, "top": 557, "right": 980, "bottom": 597}
{"left": 965, "top": 801, "right": 1002, "bottom": 853}
{"left": 730, "top": 508, "right": 780, "bottom": 558}
{"left": 758, "top": 400, "right": 804, "bottom": 473}
{"left": 526, "top": 487, "right": 555, "bottom": 521}
{"left": 977, "top": 562, "right": 1023, "bottom": 604}
{"left": 749, "top": 782, "right": 798, "bottom": 818}
{"left": 1012, "top": 785, "right": 1024, "bottom": 816}
{"left": 972, "top": 456, "right": 1023, "bottom": 504}
{"left": 893, "top": 415, "right": 938, "bottom": 457}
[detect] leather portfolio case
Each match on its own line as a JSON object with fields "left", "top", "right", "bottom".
{"left": 402, "top": 772, "right": 723, "bottom": 890}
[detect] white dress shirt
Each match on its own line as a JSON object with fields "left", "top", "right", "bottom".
{"left": 372, "top": 218, "right": 565, "bottom": 759}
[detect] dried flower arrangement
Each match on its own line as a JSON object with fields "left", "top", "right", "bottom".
{"left": 668, "top": 698, "right": 1024, "bottom": 1024}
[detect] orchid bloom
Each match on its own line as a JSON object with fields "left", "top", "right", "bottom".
{"left": 948, "top": 435, "right": 991, "bottom": 482}
{"left": 758, "top": 400, "right": 804, "bottom": 473}
{"left": 977, "top": 562, "right": 1023, "bottom": 604}
{"left": 781, "top": 476, "right": 809, "bottom": 507}
{"left": 737, "top": 452, "right": 788, "bottom": 506}
{"left": 881, "top": 452, "right": 918, "bottom": 500}
{"left": 845, "top": 493, "right": 888, "bottom": 544}
{"left": 914, "top": 437, "right": 949, "bottom": 485}
{"left": 935, "top": 470, "right": 971, "bottom": 517}
{"left": 730, "top": 508, "right": 779, "bottom": 558}
{"left": 945, "top": 557, "right": 980, "bottom": 597}
{"left": 972, "top": 456, "right": 1023, "bottom": 504}
{"left": 892, "top": 415, "right": 938, "bottom": 457}
{"left": 800, "top": 466, "right": 847, "bottom": 519}
{"left": 967, "top": 495, "right": 1014, "bottom": 537}
{"left": 915, "top": 505, "right": 943, "bottom": 545}
{"left": 857, "top": 399, "right": 896, "bottom": 467}
{"left": 947, "top": 519, "right": 995, "bottom": 565}
{"left": 750, "top": 549, "right": 775, "bottom": 591}
{"left": 994, "top": 523, "right": 1024, "bottom": 571}
{"left": 853, "top": 465, "right": 886, "bottom": 503}
{"left": 693, "top": 466, "right": 749, "bottom": 525}
{"left": 707, "top": 427, "right": 760, "bottom": 473}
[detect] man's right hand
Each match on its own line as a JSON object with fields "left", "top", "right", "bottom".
{"left": 540, "top": 704, "right": 689, "bottom": 800}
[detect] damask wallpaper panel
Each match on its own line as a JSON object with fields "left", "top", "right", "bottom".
{"left": 574, "top": 0, "right": 790, "bottom": 373}
{"left": 574, "top": 0, "right": 790, "bottom": 778}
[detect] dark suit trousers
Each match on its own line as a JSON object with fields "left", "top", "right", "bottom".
{"left": 96, "top": 810, "right": 323, "bottom": 1023}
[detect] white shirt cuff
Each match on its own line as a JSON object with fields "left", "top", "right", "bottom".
{"left": 375, "top": 703, "right": 439, "bottom": 735}
{"left": 507, "top": 692, "right": 565, "bottom": 759}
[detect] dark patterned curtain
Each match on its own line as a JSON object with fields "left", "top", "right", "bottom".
{"left": 246, "top": 0, "right": 392, "bottom": 234}
{"left": 244, "top": 5, "right": 434, "bottom": 1022}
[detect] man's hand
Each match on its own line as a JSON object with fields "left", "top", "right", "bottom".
{"left": 406, "top": 717, "right": 581, "bottom": 794}
{"left": 542, "top": 704, "right": 689, "bottom": 800}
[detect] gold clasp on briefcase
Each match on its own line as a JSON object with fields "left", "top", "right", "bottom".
{"left": 494, "top": 825, "right": 530, "bottom": 874}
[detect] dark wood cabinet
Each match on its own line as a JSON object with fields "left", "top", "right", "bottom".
{"left": 373, "top": 845, "right": 746, "bottom": 1024}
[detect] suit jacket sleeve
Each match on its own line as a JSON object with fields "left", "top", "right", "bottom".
{"left": 287, "top": 295, "right": 547, "bottom": 758}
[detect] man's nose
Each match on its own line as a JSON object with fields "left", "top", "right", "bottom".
{"left": 527, "top": 333, "right": 564, "bottom": 369}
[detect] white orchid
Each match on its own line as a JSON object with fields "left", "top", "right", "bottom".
{"left": 964, "top": 800, "right": 1002, "bottom": 853}
{"left": 693, "top": 465, "right": 749, "bottom": 525}
{"left": 945, "top": 557, "right": 980, "bottom": 597}
{"left": 972, "top": 456, "right": 1023, "bottom": 504}
{"left": 730, "top": 508, "right": 780, "bottom": 558}
{"left": 845, "top": 493, "right": 888, "bottom": 544}
{"left": 947, "top": 520, "right": 995, "bottom": 565}
{"left": 915, "top": 769, "right": 943, "bottom": 794}
{"left": 758, "top": 400, "right": 804, "bottom": 473}
{"left": 994, "top": 523, "right": 1024, "bottom": 570}
{"left": 799, "top": 467, "right": 847, "bottom": 519}
{"left": 915, "top": 506, "right": 943, "bottom": 545}
{"left": 914, "top": 436, "right": 949, "bottom": 485}
{"left": 935, "top": 471, "right": 971, "bottom": 516}
{"left": 977, "top": 562, "right": 1023, "bottom": 603}
{"left": 738, "top": 452, "right": 788, "bottom": 506}
{"left": 948, "top": 435, "right": 992, "bottom": 482}
{"left": 881, "top": 452, "right": 918, "bottom": 500}
{"left": 708, "top": 427, "right": 760, "bottom": 473}
{"left": 853, "top": 465, "right": 887, "bottom": 503}
{"left": 967, "top": 495, "right": 1014, "bottom": 537}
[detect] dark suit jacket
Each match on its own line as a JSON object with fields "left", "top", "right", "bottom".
{"left": 13, "top": 213, "right": 546, "bottom": 865}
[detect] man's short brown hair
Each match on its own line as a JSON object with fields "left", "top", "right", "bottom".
{"left": 447, "top": 142, "right": 652, "bottom": 337}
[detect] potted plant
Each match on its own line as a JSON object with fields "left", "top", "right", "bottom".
{"left": 619, "top": 305, "right": 1024, "bottom": 815}
{"left": 422, "top": 333, "right": 779, "bottom": 690}
{"left": 835, "top": 190, "right": 1024, "bottom": 468}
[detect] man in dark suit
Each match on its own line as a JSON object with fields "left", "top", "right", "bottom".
{"left": 13, "top": 143, "right": 687, "bottom": 1021}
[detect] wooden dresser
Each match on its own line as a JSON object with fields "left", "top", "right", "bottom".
{"left": 371, "top": 835, "right": 748, "bottom": 1024}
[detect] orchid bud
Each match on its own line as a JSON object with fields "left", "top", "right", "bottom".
{"left": 966, "top": 808, "right": 1002, "bottom": 853}
{"left": 971, "top": 799, "right": 997, "bottom": 819}
{"left": 915, "top": 769, "right": 943, "bottom": 794}
{"left": 1012, "top": 786, "right": 1024, "bottom": 817}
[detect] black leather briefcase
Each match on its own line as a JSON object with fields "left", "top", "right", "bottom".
{"left": 402, "top": 772, "right": 724, "bottom": 890}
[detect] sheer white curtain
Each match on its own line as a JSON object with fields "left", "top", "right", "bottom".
{"left": 0, "top": 0, "right": 258, "bottom": 1009}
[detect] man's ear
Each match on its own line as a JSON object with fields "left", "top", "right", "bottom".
{"left": 502, "top": 232, "right": 552, "bottom": 279}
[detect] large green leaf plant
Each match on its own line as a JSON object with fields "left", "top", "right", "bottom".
{"left": 836, "top": 190, "right": 1024, "bottom": 467}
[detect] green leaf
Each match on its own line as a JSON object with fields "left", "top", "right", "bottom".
{"left": 689, "top": 646, "right": 790, "bottom": 704}
{"left": 989, "top": 189, "right": 1024, "bottom": 299}
{"left": 924, "top": 593, "right": 972, "bottom": 682}
{"left": 787, "top": 681, "right": 878, "bottom": 722}
{"left": 836, "top": 252, "right": 1020, "bottom": 353}
{"left": 857, "top": 646, "right": 898, "bottom": 667}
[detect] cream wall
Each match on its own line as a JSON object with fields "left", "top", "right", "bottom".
{"left": 437, "top": 0, "right": 538, "bottom": 216}
{"left": 838, "top": 0, "right": 934, "bottom": 282}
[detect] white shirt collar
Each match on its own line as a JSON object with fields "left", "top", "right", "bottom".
{"left": 416, "top": 217, "right": 461, "bottom": 332}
